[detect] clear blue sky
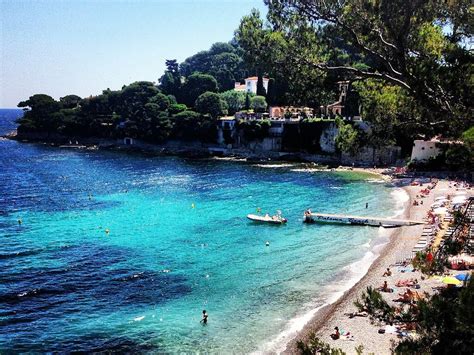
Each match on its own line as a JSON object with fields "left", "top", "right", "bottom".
{"left": 1, "top": 0, "right": 267, "bottom": 108}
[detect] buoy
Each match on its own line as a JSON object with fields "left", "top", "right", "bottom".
{"left": 265, "top": 241, "right": 270, "bottom": 246}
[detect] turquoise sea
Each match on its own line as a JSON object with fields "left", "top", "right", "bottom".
{"left": 0, "top": 109, "right": 406, "bottom": 352}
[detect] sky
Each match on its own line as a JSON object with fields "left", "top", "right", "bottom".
{"left": 0, "top": 0, "right": 267, "bottom": 108}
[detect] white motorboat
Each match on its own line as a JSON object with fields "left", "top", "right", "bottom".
{"left": 247, "top": 213, "right": 287, "bottom": 225}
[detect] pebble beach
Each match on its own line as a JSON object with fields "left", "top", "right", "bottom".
{"left": 285, "top": 179, "right": 458, "bottom": 354}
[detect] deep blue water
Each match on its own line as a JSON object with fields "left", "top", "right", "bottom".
{"left": 0, "top": 109, "right": 402, "bottom": 352}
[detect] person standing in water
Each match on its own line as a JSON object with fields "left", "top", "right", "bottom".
{"left": 200, "top": 310, "right": 208, "bottom": 324}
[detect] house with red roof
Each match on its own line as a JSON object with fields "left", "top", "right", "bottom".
{"left": 234, "top": 76, "right": 269, "bottom": 95}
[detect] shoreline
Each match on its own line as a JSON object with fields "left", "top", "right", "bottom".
{"left": 283, "top": 181, "right": 442, "bottom": 354}
{"left": 2, "top": 131, "right": 391, "bottom": 169}
{"left": 4, "top": 131, "right": 397, "bottom": 180}
{"left": 262, "top": 185, "right": 407, "bottom": 354}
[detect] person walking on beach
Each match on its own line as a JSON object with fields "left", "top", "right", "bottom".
{"left": 200, "top": 310, "right": 208, "bottom": 324}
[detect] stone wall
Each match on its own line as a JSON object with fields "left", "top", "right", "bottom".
{"left": 319, "top": 122, "right": 338, "bottom": 153}
{"left": 341, "top": 146, "right": 401, "bottom": 166}
{"left": 238, "top": 137, "right": 282, "bottom": 152}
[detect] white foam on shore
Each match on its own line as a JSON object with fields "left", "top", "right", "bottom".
{"left": 290, "top": 168, "right": 325, "bottom": 173}
{"left": 256, "top": 187, "right": 409, "bottom": 354}
{"left": 256, "top": 247, "right": 383, "bottom": 354}
{"left": 254, "top": 164, "right": 295, "bottom": 168}
{"left": 366, "top": 178, "right": 386, "bottom": 183}
{"left": 390, "top": 188, "right": 409, "bottom": 218}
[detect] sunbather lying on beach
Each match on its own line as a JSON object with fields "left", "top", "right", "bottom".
{"left": 345, "top": 310, "right": 369, "bottom": 318}
{"left": 378, "top": 280, "right": 394, "bottom": 293}
{"left": 395, "top": 278, "right": 418, "bottom": 287}
{"left": 394, "top": 289, "right": 415, "bottom": 303}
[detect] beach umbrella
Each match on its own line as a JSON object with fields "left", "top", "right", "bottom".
{"left": 433, "top": 207, "right": 447, "bottom": 215}
{"left": 455, "top": 274, "right": 471, "bottom": 281}
{"left": 442, "top": 276, "right": 462, "bottom": 285}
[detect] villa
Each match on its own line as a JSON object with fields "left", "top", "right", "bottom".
{"left": 234, "top": 76, "right": 269, "bottom": 95}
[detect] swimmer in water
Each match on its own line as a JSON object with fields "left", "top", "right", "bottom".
{"left": 18, "top": 219, "right": 22, "bottom": 225}
{"left": 200, "top": 310, "right": 208, "bottom": 324}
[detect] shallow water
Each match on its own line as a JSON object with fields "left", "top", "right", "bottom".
{"left": 0, "top": 109, "right": 400, "bottom": 352}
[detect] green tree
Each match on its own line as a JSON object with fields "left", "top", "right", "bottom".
{"left": 353, "top": 80, "right": 414, "bottom": 152}
{"left": 265, "top": 0, "right": 473, "bottom": 137}
{"left": 168, "top": 103, "right": 187, "bottom": 115}
{"left": 245, "top": 92, "right": 251, "bottom": 110}
{"left": 59, "top": 94, "right": 82, "bottom": 109}
{"left": 395, "top": 279, "right": 474, "bottom": 354}
{"left": 256, "top": 75, "right": 266, "bottom": 96}
{"left": 220, "top": 90, "right": 252, "bottom": 115}
{"left": 119, "top": 81, "right": 160, "bottom": 119}
{"left": 159, "top": 59, "right": 182, "bottom": 97}
{"left": 266, "top": 78, "right": 277, "bottom": 106}
{"left": 144, "top": 103, "right": 173, "bottom": 142}
{"left": 179, "top": 42, "right": 244, "bottom": 90}
{"left": 236, "top": 8, "right": 333, "bottom": 107}
{"left": 149, "top": 93, "right": 172, "bottom": 111}
{"left": 195, "top": 92, "right": 228, "bottom": 119}
{"left": 335, "top": 118, "right": 362, "bottom": 155}
{"left": 181, "top": 73, "right": 219, "bottom": 107}
{"left": 17, "top": 94, "right": 62, "bottom": 133}
{"left": 250, "top": 95, "right": 267, "bottom": 113}
{"left": 235, "top": 9, "right": 267, "bottom": 75}
{"left": 172, "top": 110, "right": 216, "bottom": 142}
{"left": 462, "top": 126, "right": 474, "bottom": 147}
{"left": 172, "top": 110, "right": 202, "bottom": 140}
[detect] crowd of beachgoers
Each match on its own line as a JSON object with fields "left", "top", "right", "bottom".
{"left": 290, "top": 177, "right": 473, "bottom": 354}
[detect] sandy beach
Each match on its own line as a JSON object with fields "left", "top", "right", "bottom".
{"left": 284, "top": 178, "right": 455, "bottom": 354}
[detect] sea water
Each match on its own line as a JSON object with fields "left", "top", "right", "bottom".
{"left": 0, "top": 109, "right": 404, "bottom": 353}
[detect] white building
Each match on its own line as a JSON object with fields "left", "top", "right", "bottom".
{"left": 411, "top": 139, "right": 441, "bottom": 162}
{"left": 234, "top": 76, "right": 269, "bottom": 95}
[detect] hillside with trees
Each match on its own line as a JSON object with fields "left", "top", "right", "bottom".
{"left": 15, "top": 0, "right": 472, "bottom": 162}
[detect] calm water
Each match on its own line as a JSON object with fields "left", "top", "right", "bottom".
{"left": 0, "top": 109, "right": 403, "bottom": 352}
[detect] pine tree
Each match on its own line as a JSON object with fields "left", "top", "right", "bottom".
{"left": 256, "top": 74, "right": 266, "bottom": 97}
{"left": 266, "top": 78, "right": 277, "bottom": 106}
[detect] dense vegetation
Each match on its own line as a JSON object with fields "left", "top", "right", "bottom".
{"left": 17, "top": 0, "right": 472, "bottom": 158}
